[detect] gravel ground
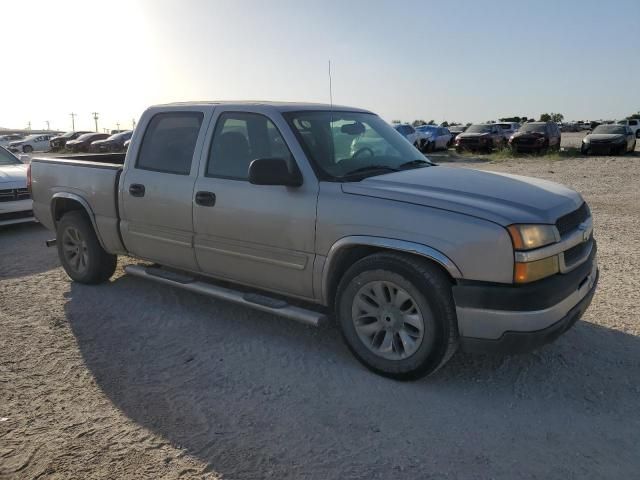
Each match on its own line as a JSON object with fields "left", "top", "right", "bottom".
{"left": 1, "top": 134, "right": 639, "bottom": 479}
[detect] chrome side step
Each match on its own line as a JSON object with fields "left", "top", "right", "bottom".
{"left": 124, "top": 265, "right": 327, "bottom": 327}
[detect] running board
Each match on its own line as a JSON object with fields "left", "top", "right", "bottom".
{"left": 124, "top": 265, "right": 326, "bottom": 327}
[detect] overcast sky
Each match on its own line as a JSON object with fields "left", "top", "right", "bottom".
{"left": 1, "top": 0, "right": 639, "bottom": 131}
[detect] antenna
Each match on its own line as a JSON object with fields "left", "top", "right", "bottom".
{"left": 328, "top": 60, "right": 333, "bottom": 108}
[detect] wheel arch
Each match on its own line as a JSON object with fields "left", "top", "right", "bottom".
{"left": 321, "top": 236, "right": 462, "bottom": 306}
{"left": 51, "top": 193, "right": 107, "bottom": 250}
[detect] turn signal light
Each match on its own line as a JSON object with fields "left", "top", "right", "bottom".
{"left": 514, "top": 256, "right": 559, "bottom": 283}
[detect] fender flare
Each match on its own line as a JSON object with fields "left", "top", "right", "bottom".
{"left": 321, "top": 235, "right": 463, "bottom": 304}
{"left": 50, "top": 192, "right": 107, "bottom": 250}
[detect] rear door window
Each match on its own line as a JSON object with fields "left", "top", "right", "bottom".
{"left": 136, "top": 112, "right": 203, "bottom": 175}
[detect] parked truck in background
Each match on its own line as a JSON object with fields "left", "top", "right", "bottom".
{"left": 28, "top": 101, "right": 598, "bottom": 379}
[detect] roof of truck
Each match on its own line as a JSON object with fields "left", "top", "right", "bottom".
{"left": 155, "top": 101, "right": 372, "bottom": 113}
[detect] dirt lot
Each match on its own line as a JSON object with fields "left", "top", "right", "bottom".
{"left": 1, "top": 135, "right": 639, "bottom": 479}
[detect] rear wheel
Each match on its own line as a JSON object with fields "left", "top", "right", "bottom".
{"left": 22, "top": 145, "right": 33, "bottom": 153}
{"left": 56, "top": 211, "right": 117, "bottom": 284}
{"left": 335, "top": 252, "right": 458, "bottom": 380}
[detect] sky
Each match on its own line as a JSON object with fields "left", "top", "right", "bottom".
{"left": 1, "top": 0, "right": 639, "bottom": 131}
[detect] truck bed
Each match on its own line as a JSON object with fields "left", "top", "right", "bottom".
{"left": 30, "top": 153, "right": 126, "bottom": 254}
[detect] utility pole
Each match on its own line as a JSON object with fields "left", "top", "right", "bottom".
{"left": 132, "top": 118, "right": 136, "bottom": 130}
{"left": 92, "top": 112, "right": 99, "bottom": 132}
{"left": 45, "top": 120, "right": 50, "bottom": 130}
{"left": 70, "top": 113, "right": 76, "bottom": 131}
{"left": 27, "top": 121, "right": 31, "bottom": 130}
{"left": 116, "top": 122, "right": 120, "bottom": 131}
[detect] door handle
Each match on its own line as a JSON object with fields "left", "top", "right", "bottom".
{"left": 129, "top": 183, "right": 145, "bottom": 197}
{"left": 195, "top": 191, "right": 216, "bottom": 207}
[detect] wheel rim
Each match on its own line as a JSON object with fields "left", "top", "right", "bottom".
{"left": 351, "top": 280, "right": 426, "bottom": 360}
{"left": 62, "top": 226, "right": 89, "bottom": 274}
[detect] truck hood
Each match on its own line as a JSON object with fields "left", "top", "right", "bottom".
{"left": 341, "top": 166, "right": 583, "bottom": 226}
{"left": 0, "top": 163, "right": 28, "bottom": 188}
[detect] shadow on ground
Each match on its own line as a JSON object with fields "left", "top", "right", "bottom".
{"left": 65, "top": 274, "right": 640, "bottom": 479}
{"left": 0, "top": 222, "right": 58, "bottom": 279}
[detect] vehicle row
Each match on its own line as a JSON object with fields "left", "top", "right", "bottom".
{"left": 1, "top": 130, "right": 133, "bottom": 154}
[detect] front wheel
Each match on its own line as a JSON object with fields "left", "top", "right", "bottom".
{"left": 56, "top": 211, "right": 117, "bottom": 284}
{"left": 335, "top": 252, "right": 458, "bottom": 380}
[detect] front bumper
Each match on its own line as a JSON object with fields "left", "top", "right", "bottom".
{"left": 0, "top": 199, "right": 36, "bottom": 226}
{"left": 453, "top": 246, "right": 598, "bottom": 354}
{"left": 586, "top": 142, "right": 624, "bottom": 154}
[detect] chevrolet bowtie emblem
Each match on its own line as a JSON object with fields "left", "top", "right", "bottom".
{"left": 578, "top": 223, "right": 590, "bottom": 242}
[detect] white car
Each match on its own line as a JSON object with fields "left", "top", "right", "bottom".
{"left": 0, "top": 147, "right": 35, "bottom": 226}
{"left": 415, "top": 125, "right": 453, "bottom": 151}
{"left": 393, "top": 124, "right": 421, "bottom": 148}
{"left": 617, "top": 119, "right": 640, "bottom": 138}
{"left": 7, "top": 134, "right": 55, "bottom": 153}
{"left": 0, "top": 134, "right": 25, "bottom": 148}
{"left": 496, "top": 122, "right": 521, "bottom": 141}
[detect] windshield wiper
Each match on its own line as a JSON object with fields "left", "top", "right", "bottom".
{"left": 342, "top": 165, "right": 399, "bottom": 179}
{"left": 398, "top": 159, "right": 433, "bottom": 169}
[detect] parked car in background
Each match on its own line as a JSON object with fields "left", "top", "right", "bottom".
{"left": 455, "top": 124, "right": 505, "bottom": 152}
{"left": 509, "top": 122, "right": 561, "bottom": 154}
{"left": 496, "top": 122, "right": 520, "bottom": 141}
{"left": 65, "top": 133, "right": 109, "bottom": 153}
{"left": 89, "top": 130, "right": 133, "bottom": 152}
{"left": 50, "top": 131, "right": 92, "bottom": 151}
{"left": 7, "top": 134, "right": 55, "bottom": 153}
{"left": 0, "top": 134, "right": 25, "bottom": 147}
{"left": 29, "top": 101, "right": 598, "bottom": 379}
{"left": 416, "top": 125, "right": 452, "bottom": 151}
{"left": 617, "top": 118, "right": 640, "bottom": 138}
{"left": 581, "top": 124, "right": 636, "bottom": 155}
{"left": 393, "top": 124, "right": 421, "bottom": 148}
{"left": 0, "top": 147, "right": 34, "bottom": 226}
{"left": 448, "top": 125, "right": 466, "bottom": 142}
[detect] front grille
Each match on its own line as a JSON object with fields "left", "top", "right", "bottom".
{"left": 0, "top": 209, "right": 33, "bottom": 221}
{"left": 556, "top": 203, "right": 590, "bottom": 236}
{"left": 514, "top": 137, "right": 537, "bottom": 145}
{"left": 563, "top": 236, "right": 593, "bottom": 267}
{"left": 0, "top": 188, "right": 31, "bottom": 202}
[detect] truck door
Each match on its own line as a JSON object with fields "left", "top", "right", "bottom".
{"left": 120, "top": 108, "right": 209, "bottom": 271}
{"left": 192, "top": 109, "right": 318, "bottom": 299}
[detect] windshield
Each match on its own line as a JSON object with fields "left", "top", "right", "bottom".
{"left": 61, "top": 131, "right": 76, "bottom": 138}
{"left": 285, "top": 111, "right": 430, "bottom": 181}
{"left": 520, "top": 123, "right": 547, "bottom": 133}
{"left": 108, "top": 131, "right": 132, "bottom": 141}
{"left": 0, "top": 147, "right": 20, "bottom": 165}
{"left": 76, "top": 133, "right": 98, "bottom": 141}
{"left": 592, "top": 125, "right": 626, "bottom": 135}
{"left": 465, "top": 124, "right": 492, "bottom": 133}
{"left": 416, "top": 126, "right": 437, "bottom": 132}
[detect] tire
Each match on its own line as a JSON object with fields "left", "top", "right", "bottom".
{"left": 455, "top": 146, "right": 463, "bottom": 154}
{"left": 56, "top": 211, "right": 117, "bottom": 284}
{"left": 636, "top": 130, "right": 640, "bottom": 139}
{"left": 335, "top": 252, "right": 458, "bottom": 380}
{"left": 581, "top": 145, "right": 589, "bottom": 155}
{"left": 22, "top": 145, "right": 33, "bottom": 153}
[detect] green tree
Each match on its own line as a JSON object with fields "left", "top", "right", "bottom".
{"left": 427, "top": 119, "right": 436, "bottom": 125}
{"left": 539, "top": 113, "right": 551, "bottom": 122}
{"left": 411, "top": 119, "right": 426, "bottom": 126}
{"left": 550, "top": 113, "right": 564, "bottom": 123}
{"left": 440, "top": 121, "right": 449, "bottom": 127}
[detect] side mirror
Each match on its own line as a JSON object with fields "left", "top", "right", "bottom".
{"left": 248, "top": 157, "right": 302, "bottom": 187}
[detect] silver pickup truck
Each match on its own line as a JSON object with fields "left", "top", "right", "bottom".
{"left": 29, "top": 102, "right": 598, "bottom": 379}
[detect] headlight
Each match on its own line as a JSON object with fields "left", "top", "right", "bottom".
{"left": 507, "top": 224, "right": 558, "bottom": 250}
{"left": 508, "top": 224, "right": 560, "bottom": 283}
{"left": 613, "top": 137, "right": 625, "bottom": 144}
{"left": 536, "top": 137, "right": 546, "bottom": 143}
{"left": 583, "top": 137, "right": 590, "bottom": 144}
